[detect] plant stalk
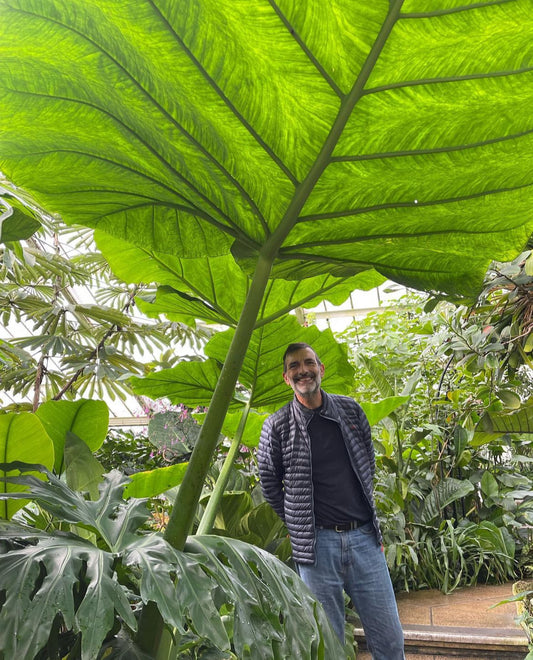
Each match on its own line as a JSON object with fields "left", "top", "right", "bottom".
{"left": 197, "top": 401, "right": 251, "bottom": 535}
{"left": 163, "top": 254, "right": 273, "bottom": 550}
{"left": 135, "top": 251, "right": 275, "bottom": 654}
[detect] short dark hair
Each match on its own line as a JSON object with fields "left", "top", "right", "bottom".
{"left": 283, "top": 343, "right": 321, "bottom": 372}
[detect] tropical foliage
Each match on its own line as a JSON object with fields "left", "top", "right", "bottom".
{"left": 339, "top": 288, "right": 533, "bottom": 592}
{"left": 2, "top": 1, "right": 533, "bottom": 656}
{"left": 0, "top": 463, "right": 343, "bottom": 660}
{"left": 0, "top": 219, "right": 205, "bottom": 412}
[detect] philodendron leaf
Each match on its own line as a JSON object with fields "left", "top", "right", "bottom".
{"left": 0, "top": 463, "right": 149, "bottom": 552}
{"left": 2, "top": 2, "right": 533, "bottom": 298}
{"left": 35, "top": 399, "right": 109, "bottom": 473}
{"left": 0, "top": 464, "right": 344, "bottom": 660}
{"left": 123, "top": 533, "right": 230, "bottom": 650}
{"left": 0, "top": 525, "right": 136, "bottom": 660}
{"left": 185, "top": 535, "right": 344, "bottom": 659}
{"left": 0, "top": 414, "right": 54, "bottom": 519}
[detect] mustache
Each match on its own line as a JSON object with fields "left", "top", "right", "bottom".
{"left": 294, "top": 372, "right": 315, "bottom": 382}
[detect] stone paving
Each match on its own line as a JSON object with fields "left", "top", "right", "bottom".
{"left": 355, "top": 582, "right": 529, "bottom": 659}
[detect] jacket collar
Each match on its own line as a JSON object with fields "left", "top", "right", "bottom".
{"left": 291, "top": 389, "right": 329, "bottom": 421}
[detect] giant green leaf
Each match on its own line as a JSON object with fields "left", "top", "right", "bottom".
{"left": 131, "top": 314, "right": 354, "bottom": 412}
{"left": 96, "top": 232, "right": 385, "bottom": 328}
{"left": 0, "top": 465, "right": 151, "bottom": 552}
{"left": 0, "top": 414, "right": 54, "bottom": 519}
{"left": 2, "top": 0, "right": 533, "bottom": 296}
{"left": 0, "top": 527, "right": 136, "bottom": 660}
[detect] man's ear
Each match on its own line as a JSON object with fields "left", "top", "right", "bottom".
{"left": 283, "top": 371, "right": 291, "bottom": 386}
{"left": 320, "top": 363, "right": 325, "bottom": 377}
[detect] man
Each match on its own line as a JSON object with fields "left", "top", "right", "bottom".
{"left": 257, "top": 342, "right": 404, "bottom": 659}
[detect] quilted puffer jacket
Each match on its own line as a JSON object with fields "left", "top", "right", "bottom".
{"left": 257, "top": 390, "right": 382, "bottom": 564}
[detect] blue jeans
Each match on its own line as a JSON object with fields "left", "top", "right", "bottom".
{"left": 296, "top": 523, "right": 404, "bottom": 659}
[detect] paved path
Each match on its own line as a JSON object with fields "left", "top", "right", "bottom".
{"left": 356, "top": 582, "right": 529, "bottom": 659}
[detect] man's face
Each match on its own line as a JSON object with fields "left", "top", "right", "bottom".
{"left": 283, "top": 347, "right": 324, "bottom": 403}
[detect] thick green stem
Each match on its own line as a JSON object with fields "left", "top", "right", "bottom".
{"left": 136, "top": 602, "right": 166, "bottom": 655}
{"left": 134, "top": 259, "right": 272, "bottom": 653}
{"left": 135, "top": 251, "right": 278, "bottom": 654}
{"left": 197, "top": 402, "right": 251, "bottom": 535}
{"left": 163, "top": 254, "right": 274, "bottom": 550}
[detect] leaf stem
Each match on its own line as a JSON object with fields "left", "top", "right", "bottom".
{"left": 197, "top": 401, "right": 251, "bottom": 535}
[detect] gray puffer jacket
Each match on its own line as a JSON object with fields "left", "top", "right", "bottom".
{"left": 257, "top": 390, "right": 382, "bottom": 564}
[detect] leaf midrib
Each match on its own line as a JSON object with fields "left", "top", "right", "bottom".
{"left": 262, "top": 0, "right": 406, "bottom": 258}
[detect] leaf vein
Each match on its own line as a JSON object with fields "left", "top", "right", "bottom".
{"left": 9, "top": 6, "right": 269, "bottom": 236}
{"left": 299, "top": 181, "right": 533, "bottom": 222}
{"left": 400, "top": 0, "right": 516, "bottom": 19}
{"left": 267, "top": 0, "right": 344, "bottom": 99}
{"left": 364, "top": 66, "right": 533, "bottom": 95}
{"left": 331, "top": 127, "right": 533, "bottom": 162}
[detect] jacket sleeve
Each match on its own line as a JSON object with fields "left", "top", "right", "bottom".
{"left": 257, "top": 414, "right": 286, "bottom": 521}
{"left": 357, "top": 402, "right": 375, "bottom": 478}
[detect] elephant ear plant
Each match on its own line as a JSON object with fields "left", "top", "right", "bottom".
{"left": 2, "top": 1, "right": 533, "bottom": 655}
{"left": 0, "top": 463, "right": 344, "bottom": 659}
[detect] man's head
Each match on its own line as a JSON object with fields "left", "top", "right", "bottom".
{"left": 282, "top": 343, "right": 324, "bottom": 408}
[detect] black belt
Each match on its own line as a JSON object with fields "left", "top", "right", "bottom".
{"left": 317, "top": 520, "right": 368, "bottom": 532}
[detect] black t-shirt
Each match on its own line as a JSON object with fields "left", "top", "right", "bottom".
{"left": 307, "top": 408, "right": 372, "bottom": 526}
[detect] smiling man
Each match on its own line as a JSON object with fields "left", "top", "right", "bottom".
{"left": 257, "top": 343, "right": 404, "bottom": 659}
{"left": 283, "top": 344, "right": 325, "bottom": 404}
